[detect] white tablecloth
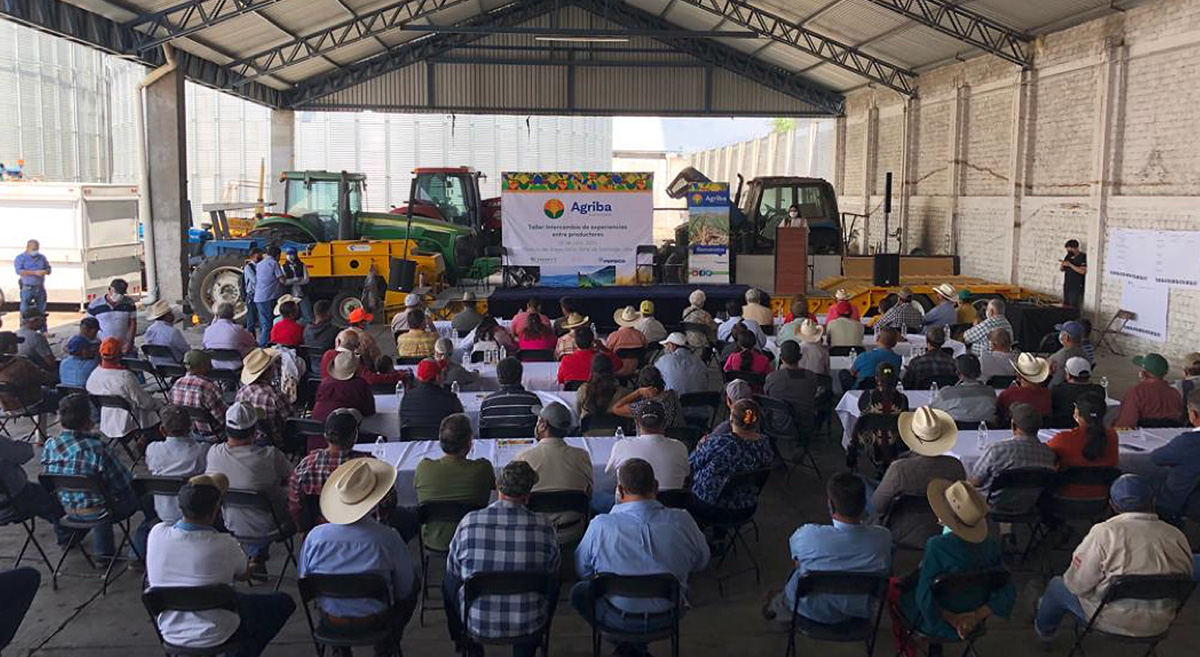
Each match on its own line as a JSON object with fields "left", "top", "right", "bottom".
{"left": 354, "top": 436, "right": 617, "bottom": 505}
{"left": 835, "top": 390, "right": 1121, "bottom": 448}
{"left": 767, "top": 334, "right": 966, "bottom": 359}
{"left": 460, "top": 362, "right": 561, "bottom": 392}
{"left": 361, "top": 390, "right": 578, "bottom": 437}
{"left": 948, "top": 428, "right": 1176, "bottom": 480}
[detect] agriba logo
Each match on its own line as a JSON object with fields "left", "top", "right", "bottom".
{"left": 543, "top": 197, "right": 612, "bottom": 219}
{"left": 543, "top": 198, "right": 565, "bottom": 219}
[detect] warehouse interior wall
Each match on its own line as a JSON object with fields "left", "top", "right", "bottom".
{"left": 836, "top": 0, "right": 1200, "bottom": 362}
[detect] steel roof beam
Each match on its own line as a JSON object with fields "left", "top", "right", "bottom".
{"left": 125, "top": 0, "right": 290, "bottom": 52}
{"left": 672, "top": 0, "right": 916, "bottom": 95}
{"left": 863, "top": 0, "right": 1031, "bottom": 67}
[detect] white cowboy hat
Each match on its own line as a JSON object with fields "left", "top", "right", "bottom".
{"left": 145, "top": 299, "right": 174, "bottom": 321}
{"left": 613, "top": 305, "right": 641, "bottom": 327}
{"left": 660, "top": 332, "right": 688, "bottom": 348}
{"left": 461, "top": 291, "right": 476, "bottom": 302}
{"left": 834, "top": 289, "right": 851, "bottom": 301}
{"left": 897, "top": 406, "right": 958, "bottom": 457}
{"left": 274, "top": 294, "right": 300, "bottom": 316}
{"left": 1014, "top": 352, "right": 1051, "bottom": 384}
{"left": 561, "top": 312, "right": 590, "bottom": 330}
{"left": 927, "top": 479, "right": 990, "bottom": 543}
{"left": 796, "top": 319, "right": 825, "bottom": 343}
{"left": 240, "top": 347, "right": 279, "bottom": 386}
{"left": 934, "top": 283, "right": 957, "bottom": 300}
{"left": 320, "top": 458, "right": 398, "bottom": 525}
{"left": 404, "top": 294, "right": 422, "bottom": 308}
{"left": 329, "top": 350, "right": 358, "bottom": 381}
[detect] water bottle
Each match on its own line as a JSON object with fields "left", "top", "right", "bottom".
{"left": 849, "top": 348, "right": 859, "bottom": 362}
{"left": 450, "top": 380, "right": 460, "bottom": 395}
{"left": 929, "top": 380, "right": 939, "bottom": 394}
{"left": 1098, "top": 375, "right": 1109, "bottom": 391}
{"left": 976, "top": 421, "right": 988, "bottom": 451}
{"left": 395, "top": 381, "right": 405, "bottom": 407}
{"left": 614, "top": 425, "right": 625, "bottom": 440}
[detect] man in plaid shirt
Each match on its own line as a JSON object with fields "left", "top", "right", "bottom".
{"left": 235, "top": 349, "right": 292, "bottom": 445}
{"left": 444, "top": 461, "right": 559, "bottom": 656}
{"left": 901, "top": 326, "right": 959, "bottom": 391}
{"left": 875, "top": 288, "right": 926, "bottom": 333}
{"left": 41, "top": 393, "right": 152, "bottom": 558}
{"left": 962, "top": 298, "right": 1014, "bottom": 357}
{"left": 167, "top": 350, "right": 227, "bottom": 438}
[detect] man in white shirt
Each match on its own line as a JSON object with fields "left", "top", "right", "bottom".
{"left": 143, "top": 299, "right": 191, "bottom": 367}
{"left": 146, "top": 473, "right": 295, "bottom": 655}
{"left": 144, "top": 405, "right": 209, "bottom": 523}
{"left": 86, "top": 337, "right": 162, "bottom": 441}
{"left": 653, "top": 333, "right": 714, "bottom": 396}
{"left": 605, "top": 400, "right": 689, "bottom": 492}
{"left": 633, "top": 300, "right": 667, "bottom": 344}
{"left": 716, "top": 300, "right": 767, "bottom": 348}
{"left": 515, "top": 403, "right": 594, "bottom": 544}
{"left": 87, "top": 278, "right": 138, "bottom": 353}
{"left": 204, "top": 402, "right": 293, "bottom": 578}
{"left": 202, "top": 302, "right": 257, "bottom": 370}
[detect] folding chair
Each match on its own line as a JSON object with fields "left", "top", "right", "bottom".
{"left": 141, "top": 346, "right": 185, "bottom": 390}
{"left": 1094, "top": 310, "right": 1135, "bottom": 357}
{"left": 697, "top": 467, "right": 772, "bottom": 598}
{"left": 784, "top": 571, "right": 889, "bottom": 657}
{"left": 723, "top": 370, "right": 766, "bottom": 389}
{"left": 203, "top": 348, "right": 246, "bottom": 372}
{"left": 0, "top": 477, "right": 55, "bottom": 572}
{"left": 284, "top": 416, "right": 325, "bottom": 457}
{"left": 1046, "top": 467, "right": 1122, "bottom": 529}
{"left": 416, "top": 500, "right": 485, "bottom": 626}
{"left": 183, "top": 405, "right": 225, "bottom": 443}
{"left": 38, "top": 473, "right": 139, "bottom": 594}
{"left": 1065, "top": 574, "right": 1194, "bottom": 657}
{"left": 220, "top": 488, "right": 298, "bottom": 591}
{"left": 0, "top": 381, "right": 50, "bottom": 443}
{"left": 755, "top": 394, "right": 821, "bottom": 483}
{"left": 89, "top": 394, "right": 146, "bottom": 466}
{"left": 664, "top": 425, "right": 702, "bottom": 452}
{"left": 142, "top": 585, "right": 241, "bottom": 656}
{"left": 208, "top": 367, "right": 242, "bottom": 399}
{"left": 563, "top": 380, "right": 585, "bottom": 392}
{"left": 985, "top": 376, "right": 1016, "bottom": 389}
{"left": 133, "top": 475, "right": 187, "bottom": 524}
{"left": 899, "top": 567, "right": 1011, "bottom": 657}
{"left": 461, "top": 571, "right": 559, "bottom": 657}
{"left": 657, "top": 489, "right": 692, "bottom": 510}
{"left": 579, "top": 413, "right": 632, "bottom": 437}
{"left": 296, "top": 345, "right": 327, "bottom": 377}
{"left": 517, "top": 349, "right": 555, "bottom": 362}
{"left": 527, "top": 489, "right": 591, "bottom": 546}
{"left": 984, "top": 468, "right": 1055, "bottom": 561}
{"left": 615, "top": 347, "right": 647, "bottom": 369}
{"left": 400, "top": 425, "right": 440, "bottom": 441}
{"left": 479, "top": 423, "right": 538, "bottom": 439}
{"left": 298, "top": 573, "right": 411, "bottom": 657}
{"left": 679, "top": 391, "right": 721, "bottom": 433}
{"left": 122, "top": 357, "right": 170, "bottom": 400}
{"left": 882, "top": 492, "right": 939, "bottom": 551}
{"left": 829, "top": 346, "right": 857, "bottom": 357}
{"left": 587, "top": 573, "right": 681, "bottom": 657}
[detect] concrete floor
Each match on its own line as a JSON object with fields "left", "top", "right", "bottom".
{"left": 2, "top": 324, "right": 1197, "bottom": 657}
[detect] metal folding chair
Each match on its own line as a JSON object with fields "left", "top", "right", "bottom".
{"left": 1065, "top": 574, "right": 1194, "bottom": 657}
{"left": 142, "top": 585, "right": 241, "bottom": 656}
{"left": 220, "top": 488, "right": 298, "bottom": 591}
{"left": 984, "top": 468, "right": 1055, "bottom": 561}
{"left": 0, "top": 381, "right": 50, "bottom": 443}
{"left": 899, "top": 567, "right": 1011, "bottom": 657}
{"left": 89, "top": 394, "right": 146, "bottom": 466}
{"left": 784, "top": 570, "right": 889, "bottom": 657}
{"left": 38, "top": 473, "right": 139, "bottom": 594}
{"left": 696, "top": 467, "right": 772, "bottom": 598}
{"left": 587, "top": 573, "right": 680, "bottom": 657}
{"left": 461, "top": 571, "right": 558, "bottom": 657}
{"left": 0, "top": 477, "right": 55, "bottom": 573}
{"left": 755, "top": 394, "right": 821, "bottom": 482}
{"left": 416, "top": 500, "right": 485, "bottom": 626}
{"left": 299, "top": 573, "right": 411, "bottom": 657}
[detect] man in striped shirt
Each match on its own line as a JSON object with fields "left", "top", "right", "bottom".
{"left": 479, "top": 358, "right": 541, "bottom": 434}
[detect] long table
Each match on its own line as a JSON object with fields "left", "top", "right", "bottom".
{"left": 354, "top": 436, "right": 618, "bottom": 505}
{"left": 361, "top": 390, "right": 578, "bottom": 437}
{"left": 949, "top": 428, "right": 1178, "bottom": 481}
{"left": 458, "top": 361, "right": 560, "bottom": 392}
{"left": 767, "top": 333, "right": 967, "bottom": 359}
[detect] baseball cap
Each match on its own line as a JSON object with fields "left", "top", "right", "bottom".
{"left": 1109, "top": 474, "right": 1153, "bottom": 512}
{"left": 187, "top": 472, "right": 229, "bottom": 495}
{"left": 496, "top": 460, "right": 539, "bottom": 498}
{"left": 225, "top": 401, "right": 259, "bottom": 431}
{"left": 724, "top": 379, "right": 753, "bottom": 402}
{"left": 538, "top": 402, "right": 573, "bottom": 432}
{"left": 660, "top": 332, "right": 687, "bottom": 348}
{"left": 1133, "top": 352, "right": 1169, "bottom": 378}
{"left": 1065, "top": 356, "right": 1091, "bottom": 378}
{"left": 639, "top": 300, "right": 655, "bottom": 315}
{"left": 98, "top": 337, "right": 123, "bottom": 360}
{"left": 1183, "top": 352, "right": 1200, "bottom": 369}
{"left": 348, "top": 308, "right": 373, "bottom": 324}
{"left": 415, "top": 358, "right": 445, "bottom": 383}
{"left": 183, "top": 349, "right": 212, "bottom": 370}
{"left": 65, "top": 335, "right": 92, "bottom": 355}
{"left": 404, "top": 294, "right": 421, "bottom": 308}
{"left": 634, "top": 399, "right": 666, "bottom": 425}
{"left": 1054, "top": 320, "right": 1084, "bottom": 339}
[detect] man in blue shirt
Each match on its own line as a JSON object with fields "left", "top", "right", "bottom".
{"left": 844, "top": 326, "right": 903, "bottom": 390}
{"left": 1150, "top": 389, "right": 1200, "bottom": 522}
{"left": 252, "top": 246, "right": 285, "bottom": 347}
{"left": 59, "top": 336, "right": 99, "bottom": 389}
{"left": 572, "top": 458, "right": 710, "bottom": 657}
{"left": 242, "top": 247, "right": 261, "bottom": 337}
{"left": 763, "top": 472, "right": 892, "bottom": 624}
{"left": 299, "top": 455, "right": 417, "bottom": 654}
{"left": 652, "top": 332, "right": 715, "bottom": 396}
{"left": 13, "top": 239, "right": 50, "bottom": 317}
{"left": 923, "top": 284, "right": 958, "bottom": 328}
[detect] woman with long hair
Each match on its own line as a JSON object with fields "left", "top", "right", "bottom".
{"left": 722, "top": 327, "right": 772, "bottom": 376}
{"left": 1047, "top": 391, "right": 1118, "bottom": 498}
{"left": 469, "top": 316, "right": 514, "bottom": 363}
{"left": 511, "top": 297, "right": 544, "bottom": 336}
{"left": 517, "top": 312, "right": 557, "bottom": 352}
{"left": 688, "top": 398, "right": 776, "bottom": 521}
{"left": 611, "top": 366, "right": 686, "bottom": 428}
{"left": 576, "top": 354, "right": 624, "bottom": 420}
{"left": 849, "top": 362, "right": 911, "bottom": 472}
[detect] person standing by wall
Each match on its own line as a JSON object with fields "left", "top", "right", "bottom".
{"left": 253, "top": 246, "right": 285, "bottom": 347}
{"left": 1061, "top": 239, "right": 1087, "bottom": 309}
{"left": 13, "top": 240, "right": 50, "bottom": 320}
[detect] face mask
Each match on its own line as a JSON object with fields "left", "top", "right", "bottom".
{"left": 29, "top": 249, "right": 39, "bottom": 256}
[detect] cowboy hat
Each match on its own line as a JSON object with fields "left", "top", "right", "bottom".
{"left": 796, "top": 319, "right": 824, "bottom": 343}
{"left": 933, "top": 283, "right": 957, "bottom": 300}
{"left": 329, "top": 350, "right": 359, "bottom": 381}
{"left": 273, "top": 294, "right": 299, "bottom": 316}
{"left": 897, "top": 406, "right": 958, "bottom": 456}
{"left": 613, "top": 305, "right": 641, "bottom": 327}
{"left": 145, "top": 299, "right": 174, "bottom": 321}
{"left": 320, "top": 458, "right": 398, "bottom": 525}
{"left": 927, "top": 479, "right": 990, "bottom": 543}
{"left": 561, "top": 312, "right": 590, "bottom": 330}
{"left": 834, "top": 289, "right": 851, "bottom": 301}
{"left": 240, "top": 347, "right": 279, "bottom": 385}
{"left": 1014, "top": 352, "right": 1051, "bottom": 384}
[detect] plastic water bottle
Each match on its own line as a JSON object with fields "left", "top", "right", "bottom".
{"left": 450, "top": 380, "right": 460, "bottom": 395}
{"left": 849, "top": 348, "right": 859, "bottom": 362}
{"left": 1098, "top": 375, "right": 1109, "bottom": 391}
{"left": 395, "top": 381, "right": 405, "bottom": 407}
{"left": 929, "top": 380, "right": 939, "bottom": 394}
{"left": 614, "top": 425, "right": 625, "bottom": 440}
{"left": 976, "top": 421, "right": 988, "bottom": 451}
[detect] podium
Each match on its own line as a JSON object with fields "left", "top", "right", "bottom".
{"left": 774, "top": 226, "right": 809, "bottom": 295}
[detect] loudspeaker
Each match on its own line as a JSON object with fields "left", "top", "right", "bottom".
{"left": 388, "top": 258, "right": 416, "bottom": 292}
{"left": 884, "top": 172, "right": 893, "bottom": 214}
{"left": 873, "top": 253, "right": 900, "bottom": 286}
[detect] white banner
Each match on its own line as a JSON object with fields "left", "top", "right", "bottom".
{"left": 501, "top": 172, "right": 653, "bottom": 287}
{"left": 1121, "top": 279, "right": 1169, "bottom": 342}
{"left": 1105, "top": 228, "right": 1200, "bottom": 289}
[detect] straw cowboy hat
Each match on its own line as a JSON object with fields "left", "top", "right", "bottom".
{"left": 834, "top": 289, "right": 851, "bottom": 301}
{"left": 240, "top": 347, "right": 279, "bottom": 385}
{"left": 320, "top": 458, "right": 398, "bottom": 525}
{"left": 796, "top": 319, "right": 825, "bottom": 343}
{"left": 613, "top": 305, "right": 641, "bottom": 327}
{"left": 927, "top": 479, "right": 990, "bottom": 543}
{"left": 329, "top": 350, "right": 359, "bottom": 381}
{"left": 1013, "top": 352, "right": 1051, "bottom": 384}
{"left": 145, "top": 299, "right": 174, "bottom": 321}
{"left": 273, "top": 294, "right": 299, "bottom": 316}
{"left": 561, "top": 312, "right": 590, "bottom": 330}
{"left": 897, "top": 406, "right": 958, "bottom": 456}
{"left": 933, "top": 283, "right": 957, "bottom": 301}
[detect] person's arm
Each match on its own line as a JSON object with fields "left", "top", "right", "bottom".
{"left": 574, "top": 523, "right": 599, "bottom": 579}
{"left": 684, "top": 515, "right": 712, "bottom": 571}
{"left": 1151, "top": 435, "right": 1185, "bottom": 467}
{"left": 127, "top": 373, "right": 161, "bottom": 412}
{"left": 360, "top": 380, "right": 376, "bottom": 416}
{"left": 687, "top": 436, "right": 717, "bottom": 473}
{"left": 273, "top": 448, "right": 293, "bottom": 484}
{"left": 610, "top": 387, "right": 651, "bottom": 418}
{"left": 1113, "top": 388, "right": 1140, "bottom": 429}
{"left": 1063, "top": 529, "right": 1105, "bottom": 598}
{"left": 0, "top": 438, "right": 33, "bottom": 467}
{"left": 287, "top": 469, "right": 303, "bottom": 525}
{"left": 870, "top": 467, "right": 901, "bottom": 517}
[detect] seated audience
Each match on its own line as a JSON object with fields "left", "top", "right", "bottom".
{"left": 968, "top": 403, "right": 1056, "bottom": 523}
{"left": 168, "top": 350, "right": 228, "bottom": 438}
{"left": 1148, "top": 389, "right": 1200, "bottom": 521}
{"left": 634, "top": 300, "right": 667, "bottom": 343}
{"left": 77, "top": 316, "right": 101, "bottom": 345}
{"left": 655, "top": 332, "right": 713, "bottom": 396}
{"left": 557, "top": 326, "right": 619, "bottom": 386}
{"left": 1034, "top": 475, "right": 1193, "bottom": 643}
{"left": 205, "top": 402, "right": 292, "bottom": 577}
{"left": 1048, "top": 321, "right": 1087, "bottom": 386}
{"left": 575, "top": 355, "right": 627, "bottom": 423}
{"left": 311, "top": 351, "right": 375, "bottom": 422}
{"left": 143, "top": 300, "right": 190, "bottom": 366}
{"left": 874, "top": 288, "right": 925, "bottom": 333}
{"left": 510, "top": 298, "right": 546, "bottom": 337}
{"left": 977, "top": 329, "right": 1018, "bottom": 383}
{"left": 347, "top": 308, "right": 382, "bottom": 366}
{"left": 145, "top": 405, "right": 210, "bottom": 523}
{"left": 762, "top": 473, "right": 892, "bottom": 625}
{"left": 901, "top": 326, "right": 956, "bottom": 391}
{"left": 870, "top": 407, "right": 966, "bottom": 548}
{"left": 16, "top": 310, "right": 57, "bottom": 374}
{"left": 688, "top": 399, "right": 775, "bottom": 523}
{"left": 764, "top": 341, "right": 819, "bottom": 433}
{"left": 517, "top": 313, "right": 558, "bottom": 353}
{"left": 1050, "top": 357, "right": 1104, "bottom": 427}
{"left": 996, "top": 353, "right": 1052, "bottom": 423}
{"left": 87, "top": 337, "right": 162, "bottom": 440}
{"left": 825, "top": 290, "right": 861, "bottom": 324}
{"left": 469, "top": 316, "right": 516, "bottom": 363}
{"left": 954, "top": 290, "right": 979, "bottom": 326}
{"left": 0, "top": 428, "right": 65, "bottom": 542}
{"left": 451, "top": 291, "right": 484, "bottom": 334}
{"left": 681, "top": 289, "right": 718, "bottom": 349}
{"left": 963, "top": 299, "right": 1013, "bottom": 357}
{"left": 0, "top": 332, "right": 52, "bottom": 417}
{"left": 146, "top": 473, "right": 295, "bottom": 656}
{"left": 300, "top": 457, "right": 418, "bottom": 653}
{"left": 784, "top": 319, "right": 830, "bottom": 376}
{"left": 390, "top": 294, "right": 423, "bottom": 335}
{"left": 826, "top": 307, "right": 865, "bottom": 348}
{"left": 414, "top": 414, "right": 495, "bottom": 552}
{"left": 202, "top": 302, "right": 256, "bottom": 369}
{"left": 1114, "top": 352, "right": 1184, "bottom": 428}
{"left": 267, "top": 299, "right": 303, "bottom": 347}
{"left": 573, "top": 458, "right": 710, "bottom": 657}
{"left": 400, "top": 359, "right": 464, "bottom": 432}
{"left": 930, "top": 354, "right": 996, "bottom": 424}
{"left": 302, "top": 299, "right": 338, "bottom": 352}
{"left": 444, "top": 461, "right": 559, "bottom": 656}
{"left": 1047, "top": 393, "right": 1118, "bottom": 499}
{"left": 554, "top": 313, "right": 591, "bottom": 360}
{"left": 708, "top": 379, "right": 755, "bottom": 438}
{"left": 289, "top": 409, "right": 370, "bottom": 529}
{"left": 848, "top": 363, "right": 910, "bottom": 472}
{"left": 742, "top": 288, "right": 774, "bottom": 327}
{"left": 59, "top": 335, "right": 99, "bottom": 389}
{"left": 723, "top": 328, "right": 772, "bottom": 379}
{"left": 605, "top": 400, "right": 689, "bottom": 492}
{"left": 515, "top": 403, "right": 592, "bottom": 545}
{"left": 893, "top": 479, "right": 1015, "bottom": 648}
{"left": 845, "top": 327, "right": 902, "bottom": 390}
{"left": 321, "top": 329, "right": 407, "bottom": 388}
{"left": 717, "top": 299, "right": 766, "bottom": 347}
{"left": 782, "top": 294, "right": 816, "bottom": 324}
{"left": 608, "top": 307, "right": 649, "bottom": 377}
{"left": 479, "top": 357, "right": 541, "bottom": 432}
{"left": 611, "top": 366, "right": 686, "bottom": 429}
{"left": 233, "top": 348, "right": 291, "bottom": 444}
{"left": 921, "top": 284, "right": 958, "bottom": 328}
{"left": 396, "top": 308, "right": 438, "bottom": 359}
{"left": 434, "top": 338, "right": 481, "bottom": 390}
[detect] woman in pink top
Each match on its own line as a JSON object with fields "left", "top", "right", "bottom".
{"left": 517, "top": 313, "right": 557, "bottom": 352}
{"left": 510, "top": 298, "right": 545, "bottom": 337}
{"left": 824, "top": 299, "right": 860, "bottom": 326}
{"left": 723, "top": 329, "right": 772, "bottom": 377}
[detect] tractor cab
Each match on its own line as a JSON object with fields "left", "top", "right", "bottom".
{"left": 394, "top": 168, "right": 488, "bottom": 231}
{"left": 280, "top": 171, "right": 366, "bottom": 241}
{"left": 734, "top": 175, "right": 842, "bottom": 256}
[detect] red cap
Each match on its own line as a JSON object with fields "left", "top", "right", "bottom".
{"left": 99, "top": 337, "right": 123, "bottom": 360}
{"left": 415, "top": 358, "right": 445, "bottom": 383}
{"left": 348, "top": 308, "right": 374, "bottom": 324}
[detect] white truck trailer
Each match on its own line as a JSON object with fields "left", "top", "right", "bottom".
{"left": 0, "top": 183, "right": 143, "bottom": 308}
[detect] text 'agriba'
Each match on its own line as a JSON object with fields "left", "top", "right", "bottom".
{"left": 570, "top": 201, "right": 612, "bottom": 215}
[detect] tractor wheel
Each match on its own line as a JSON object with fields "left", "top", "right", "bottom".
{"left": 330, "top": 290, "right": 366, "bottom": 328}
{"left": 248, "top": 225, "right": 313, "bottom": 247}
{"left": 188, "top": 253, "right": 250, "bottom": 323}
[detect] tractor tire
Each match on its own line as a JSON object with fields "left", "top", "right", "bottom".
{"left": 188, "top": 253, "right": 251, "bottom": 323}
{"left": 248, "top": 225, "right": 313, "bottom": 247}
{"left": 330, "top": 290, "right": 366, "bottom": 328}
